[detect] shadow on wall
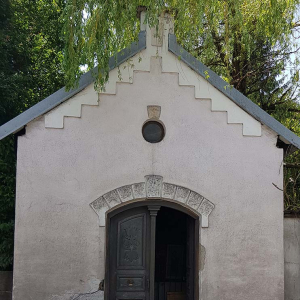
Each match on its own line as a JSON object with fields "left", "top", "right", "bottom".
{"left": 0, "top": 271, "right": 12, "bottom": 300}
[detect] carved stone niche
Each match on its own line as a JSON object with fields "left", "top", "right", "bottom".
{"left": 90, "top": 175, "right": 215, "bottom": 228}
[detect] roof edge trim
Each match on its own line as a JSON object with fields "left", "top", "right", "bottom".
{"left": 0, "top": 31, "right": 147, "bottom": 140}
{"left": 168, "top": 34, "right": 300, "bottom": 152}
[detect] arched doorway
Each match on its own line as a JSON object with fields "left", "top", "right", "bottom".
{"left": 105, "top": 201, "right": 199, "bottom": 300}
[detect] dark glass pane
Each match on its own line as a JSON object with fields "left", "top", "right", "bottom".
{"left": 142, "top": 121, "right": 165, "bottom": 143}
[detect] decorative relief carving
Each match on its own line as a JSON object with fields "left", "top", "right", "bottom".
{"left": 145, "top": 175, "right": 163, "bottom": 198}
{"left": 91, "top": 196, "right": 107, "bottom": 210}
{"left": 117, "top": 185, "right": 134, "bottom": 202}
{"left": 174, "top": 186, "right": 190, "bottom": 203}
{"left": 90, "top": 196, "right": 110, "bottom": 227}
{"left": 123, "top": 227, "right": 140, "bottom": 262}
{"left": 187, "top": 191, "right": 204, "bottom": 210}
{"left": 162, "top": 183, "right": 176, "bottom": 199}
{"left": 90, "top": 175, "right": 215, "bottom": 228}
{"left": 103, "top": 190, "right": 121, "bottom": 208}
{"left": 119, "top": 216, "right": 143, "bottom": 266}
{"left": 197, "top": 198, "right": 215, "bottom": 216}
{"left": 132, "top": 183, "right": 146, "bottom": 199}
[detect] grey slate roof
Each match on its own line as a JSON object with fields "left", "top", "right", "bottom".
{"left": 168, "top": 34, "right": 300, "bottom": 152}
{"left": 0, "top": 31, "right": 146, "bottom": 140}
{"left": 0, "top": 30, "right": 300, "bottom": 153}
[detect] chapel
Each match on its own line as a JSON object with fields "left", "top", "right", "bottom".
{"left": 0, "top": 13, "right": 299, "bottom": 300}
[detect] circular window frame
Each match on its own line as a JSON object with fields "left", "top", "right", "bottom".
{"left": 142, "top": 119, "right": 166, "bottom": 143}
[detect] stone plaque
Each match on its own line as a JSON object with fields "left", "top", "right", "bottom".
{"left": 147, "top": 105, "right": 161, "bottom": 119}
{"left": 132, "top": 183, "right": 146, "bottom": 199}
{"left": 162, "top": 183, "right": 176, "bottom": 199}
{"left": 186, "top": 191, "right": 204, "bottom": 210}
{"left": 103, "top": 190, "right": 121, "bottom": 208}
{"left": 197, "top": 198, "right": 215, "bottom": 216}
{"left": 117, "top": 185, "right": 134, "bottom": 202}
{"left": 145, "top": 175, "right": 163, "bottom": 198}
{"left": 174, "top": 186, "right": 190, "bottom": 203}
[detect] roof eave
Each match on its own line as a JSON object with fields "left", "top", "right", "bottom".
{"left": 0, "top": 31, "right": 147, "bottom": 140}
{"left": 1, "top": 30, "right": 299, "bottom": 155}
{"left": 168, "top": 34, "right": 300, "bottom": 154}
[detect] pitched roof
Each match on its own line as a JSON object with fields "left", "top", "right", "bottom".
{"left": 0, "top": 31, "right": 146, "bottom": 140}
{"left": 0, "top": 30, "right": 300, "bottom": 153}
{"left": 168, "top": 34, "right": 300, "bottom": 153}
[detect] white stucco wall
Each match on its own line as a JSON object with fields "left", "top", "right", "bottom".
{"left": 13, "top": 15, "right": 284, "bottom": 300}
{"left": 13, "top": 56, "right": 284, "bottom": 300}
{"left": 284, "top": 217, "right": 300, "bottom": 300}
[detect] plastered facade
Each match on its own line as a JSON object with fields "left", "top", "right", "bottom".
{"left": 284, "top": 217, "right": 300, "bottom": 300}
{"left": 14, "top": 14, "right": 284, "bottom": 300}
{"left": 44, "top": 14, "right": 261, "bottom": 137}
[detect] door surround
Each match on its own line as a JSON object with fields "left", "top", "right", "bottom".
{"left": 105, "top": 200, "right": 200, "bottom": 300}
{"left": 90, "top": 175, "right": 215, "bottom": 228}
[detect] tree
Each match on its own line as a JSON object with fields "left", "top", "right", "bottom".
{"left": 63, "top": 0, "right": 300, "bottom": 89}
{"left": 0, "top": 0, "right": 65, "bottom": 270}
{"left": 64, "top": 0, "right": 300, "bottom": 212}
{"left": 1, "top": 0, "right": 300, "bottom": 270}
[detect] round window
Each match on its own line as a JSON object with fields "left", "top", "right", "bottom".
{"left": 142, "top": 121, "right": 165, "bottom": 143}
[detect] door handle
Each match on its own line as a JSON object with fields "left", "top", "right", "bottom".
{"left": 147, "top": 278, "right": 150, "bottom": 290}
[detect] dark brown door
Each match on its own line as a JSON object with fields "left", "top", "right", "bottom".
{"left": 109, "top": 206, "right": 151, "bottom": 300}
{"left": 186, "top": 216, "right": 195, "bottom": 300}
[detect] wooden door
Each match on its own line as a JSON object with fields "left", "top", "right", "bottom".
{"left": 186, "top": 217, "right": 195, "bottom": 300}
{"left": 109, "top": 207, "right": 151, "bottom": 300}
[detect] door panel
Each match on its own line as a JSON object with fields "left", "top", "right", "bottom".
{"left": 117, "top": 214, "right": 145, "bottom": 269}
{"left": 109, "top": 207, "right": 151, "bottom": 300}
{"left": 186, "top": 217, "right": 195, "bottom": 300}
{"left": 108, "top": 204, "right": 197, "bottom": 300}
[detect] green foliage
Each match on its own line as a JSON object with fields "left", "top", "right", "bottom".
{"left": 63, "top": 0, "right": 300, "bottom": 89}
{"left": 0, "top": 0, "right": 299, "bottom": 269}
{"left": 284, "top": 151, "right": 300, "bottom": 212}
{"left": 63, "top": 0, "right": 300, "bottom": 211}
{"left": 0, "top": 136, "right": 15, "bottom": 270}
{"left": 0, "top": 0, "right": 65, "bottom": 270}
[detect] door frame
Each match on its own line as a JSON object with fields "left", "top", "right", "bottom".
{"left": 105, "top": 199, "right": 200, "bottom": 300}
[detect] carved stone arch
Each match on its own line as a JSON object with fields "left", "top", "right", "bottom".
{"left": 90, "top": 175, "right": 215, "bottom": 228}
